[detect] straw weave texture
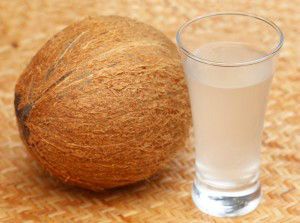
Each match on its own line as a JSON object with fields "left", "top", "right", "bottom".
{"left": 0, "top": 0, "right": 299, "bottom": 222}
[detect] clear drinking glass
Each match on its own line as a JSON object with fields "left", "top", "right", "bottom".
{"left": 176, "top": 12, "right": 283, "bottom": 217}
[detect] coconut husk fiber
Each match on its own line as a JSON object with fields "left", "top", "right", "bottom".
{"left": 14, "top": 16, "right": 191, "bottom": 191}
{"left": 0, "top": 0, "right": 299, "bottom": 222}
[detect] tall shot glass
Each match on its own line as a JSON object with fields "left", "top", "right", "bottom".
{"left": 176, "top": 13, "right": 284, "bottom": 217}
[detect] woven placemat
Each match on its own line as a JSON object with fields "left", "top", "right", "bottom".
{"left": 0, "top": 0, "right": 299, "bottom": 222}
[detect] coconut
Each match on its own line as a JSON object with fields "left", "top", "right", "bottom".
{"left": 14, "top": 16, "right": 191, "bottom": 191}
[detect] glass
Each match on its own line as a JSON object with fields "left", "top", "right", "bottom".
{"left": 176, "top": 12, "right": 283, "bottom": 217}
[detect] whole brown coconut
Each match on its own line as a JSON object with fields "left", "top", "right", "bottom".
{"left": 14, "top": 16, "right": 191, "bottom": 191}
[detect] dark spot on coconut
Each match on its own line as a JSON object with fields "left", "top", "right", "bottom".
{"left": 21, "top": 104, "right": 33, "bottom": 122}
{"left": 21, "top": 122, "right": 31, "bottom": 141}
{"left": 19, "top": 104, "right": 32, "bottom": 141}
{"left": 14, "top": 93, "right": 32, "bottom": 141}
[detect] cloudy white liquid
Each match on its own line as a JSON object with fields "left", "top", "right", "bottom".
{"left": 184, "top": 42, "right": 274, "bottom": 189}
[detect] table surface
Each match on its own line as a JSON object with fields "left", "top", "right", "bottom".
{"left": 0, "top": 0, "right": 299, "bottom": 222}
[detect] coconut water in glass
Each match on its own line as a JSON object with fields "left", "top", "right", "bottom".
{"left": 176, "top": 13, "right": 283, "bottom": 217}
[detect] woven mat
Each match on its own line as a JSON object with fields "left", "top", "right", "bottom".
{"left": 0, "top": 1, "right": 299, "bottom": 222}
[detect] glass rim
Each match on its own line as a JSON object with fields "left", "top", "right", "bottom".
{"left": 176, "top": 12, "right": 284, "bottom": 67}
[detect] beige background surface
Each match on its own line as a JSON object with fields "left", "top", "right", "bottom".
{"left": 0, "top": 0, "right": 299, "bottom": 222}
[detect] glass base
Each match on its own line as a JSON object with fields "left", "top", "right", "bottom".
{"left": 192, "top": 180, "right": 261, "bottom": 217}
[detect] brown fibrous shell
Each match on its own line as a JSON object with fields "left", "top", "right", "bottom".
{"left": 14, "top": 16, "right": 191, "bottom": 191}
